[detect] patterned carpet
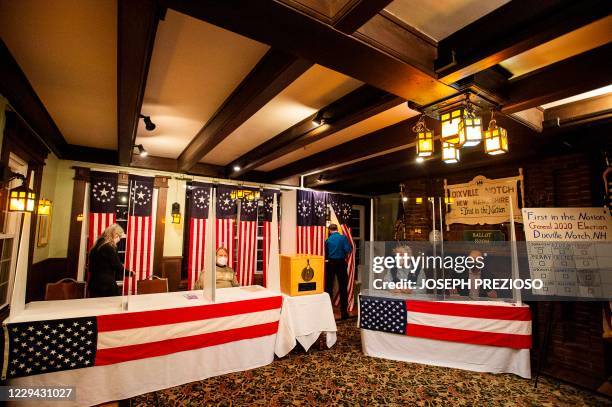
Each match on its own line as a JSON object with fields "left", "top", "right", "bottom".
{"left": 132, "top": 320, "right": 610, "bottom": 406}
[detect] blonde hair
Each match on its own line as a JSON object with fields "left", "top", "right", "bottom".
{"left": 216, "top": 247, "right": 228, "bottom": 257}
{"left": 99, "top": 224, "right": 124, "bottom": 248}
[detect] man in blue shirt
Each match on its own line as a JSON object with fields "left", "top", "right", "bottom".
{"left": 325, "top": 224, "right": 352, "bottom": 319}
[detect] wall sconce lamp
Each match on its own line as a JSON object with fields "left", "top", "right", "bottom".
{"left": 171, "top": 202, "right": 181, "bottom": 224}
{"left": 38, "top": 199, "right": 52, "bottom": 215}
{"left": 7, "top": 172, "right": 36, "bottom": 213}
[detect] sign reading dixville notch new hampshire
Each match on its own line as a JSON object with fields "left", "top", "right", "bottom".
{"left": 445, "top": 171, "right": 524, "bottom": 227}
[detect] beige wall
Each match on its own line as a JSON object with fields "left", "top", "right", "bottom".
{"left": 164, "top": 178, "right": 185, "bottom": 257}
{"left": 32, "top": 153, "right": 59, "bottom": 262}
{"left": 46, "top": 159, "right": 75, "bottom": 258}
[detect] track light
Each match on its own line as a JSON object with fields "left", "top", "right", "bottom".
{"left": 139, "top": 114, "right": 156, "bottom": 131}
{"left": 135, "top": 144, "right": 148, "bottom": 157}
{"left": 233, "top": 165, "right": 241, "bottom": 172}
{"left": 313, "top": 111, "right": 326, "bottom": 126}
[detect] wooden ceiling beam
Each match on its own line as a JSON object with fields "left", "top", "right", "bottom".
{"left": 266, "top": 115, "right": 433, "bottom": 182}
{"left": 226, "top": 85, "right": 403, "bottom": 178}
{"left": 117, "top": 0, "right": 161, "bottom": 166}
{"left": 501, "top": 43, "right": 612, "bottom": 114}
{"left": 333, "top": 0, "right": 394, "bottom": 33}
{"left": 543, "top": 93, "right": 612, "bottom": 128}
{"left": 176, "top": 49, "right": 313, "bottom": 172}
{"left": 436, "top": 0, "right": 611, "bottom": 84}
{"left": 0, "top": 39, "right": 67, "bottom": 157}
{"left": 161, "top": 0, "right": 456, "bottom": 104}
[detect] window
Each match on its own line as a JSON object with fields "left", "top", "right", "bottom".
{"left": 0, "top": 152, "right": 28, "bottom": 308}
{"left": 0, "top": 236, "right": 15, "bottom": 305}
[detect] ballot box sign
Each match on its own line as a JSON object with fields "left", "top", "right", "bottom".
{"left": 522, "top": 207, "right": 612, "bottom": 299}
{"left": 463, "top": 230, "right": 505, "bottom": 242}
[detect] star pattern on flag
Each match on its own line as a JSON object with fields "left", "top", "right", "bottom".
{"left": 242, "top": 198, "right": 257, "bottom": 214}
{"left": 314, "top": 200, "right": 326, "bottom": 218}
{"left": 263, "top": 194, "right": 274, "bottom": 213}
{"left": 218, "top": 192, "right": 234, "bottom": 212}
{"left": 298, "top": 199, "right": 311, "bottom": 217}
{"left": 130, "top": 184, "right": 152, "bottom": 207}
{"left": 341, "top": 202, "right": 352, "bottom": 220}
{"left": 359, "top": 297, "right": 407, "bottom": 334}
{"left": 7, "top": 317, "right": 97, "bottom": 378}
{"left": 193, "top": 188, "right": 210, "bottom": 209}
{"left": 92, "top": 181, "right": 116, "bottom": 203}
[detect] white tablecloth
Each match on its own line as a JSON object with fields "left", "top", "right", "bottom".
{"left": 6, "top": 286, "right": 281, "bottom": 406}
{"left": 360, "top": 299, "right": 531, "bottom": 378}
{"left": 275, "top": 293, "right": 337, "bottom": 357}
{"left": 362, "top": 329, "right": 531, "bottom": 378}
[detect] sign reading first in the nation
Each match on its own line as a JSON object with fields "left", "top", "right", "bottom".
{"left": 522, "top": 207, "right": 612, "bottom": 299}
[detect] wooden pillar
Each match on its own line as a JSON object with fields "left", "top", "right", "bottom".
{"left": 66, "top": 166, "right": 89, "bottom": 279}
{"left": 153, "top": 175, "right": 169, "bottom": 276}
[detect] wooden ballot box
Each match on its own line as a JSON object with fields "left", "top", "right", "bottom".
{"left": 280, "top": 254, "right": 324, "bottom": 296}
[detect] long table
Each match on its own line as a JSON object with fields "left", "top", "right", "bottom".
{"left": 4, "top": 286, "right": 282, "bottom": 406}
{"left": 359, "top": 295, "right": 532, "bottom": 378}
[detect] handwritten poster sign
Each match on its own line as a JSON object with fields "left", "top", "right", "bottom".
{"left": 522, "top": 207, "right": 612, "bottom": 298}
{"left": 445, "top": 174, "right": 523, "bottom": 226}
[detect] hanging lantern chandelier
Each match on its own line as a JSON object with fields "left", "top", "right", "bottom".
{"left": 484, "top": 110, "right": 509, "bottom": 155}
{"left": 411, "top": 93, "right": 508, "bottom": 165}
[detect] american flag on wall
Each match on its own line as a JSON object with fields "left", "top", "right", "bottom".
{"left": 330, "top": 194, "right": 356, "bottom": 312}
{"left": 88, "top": 171, "right": 117, "bottom": 249}
{"left": 296, "top": 190, "right": 328, "bottom": 256}
{"left": 187, "top": 182, "right": 211, "bottom": 290}
{"left": 216, "top": 186, "right": 237, "bottom": 269}
{"left": 359, "top": 296, "right": 532, "bottom": 349}
{"left": 124, "top": 175, "right": 155, "bottom": 294}
{"left": 261, "top": 189, "right": 279, "bottom": 287}
{"left": 2, "top": 296, "right": 282, "bottom": 379}
{"left": 236, "top": 190, "right": 259, "bottom": 286}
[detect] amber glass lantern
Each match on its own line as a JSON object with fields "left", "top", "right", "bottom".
{"left": 484, "top": 111, "right": 509, "bottom": 155}
{"left": 9, "top": 183, "right": 36, "bottom": 212}
{"left": 461, "top": 114, "right": 482, "bottom": 147}
{"left": 37, "top": 199, "right": 52, "bottom": 215}
{"left": 442, "top": 142, "right": 460, "bottom": 164}
{"left": 440, "top": 108, "right": 465, "bottom": 146}
{"left": 413, "top": 115, "right": 434, "bottom": 157}
{"left": 171, "top": 202, "right": 181, "bottom": 224}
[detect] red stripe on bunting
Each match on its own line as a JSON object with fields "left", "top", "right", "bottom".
{"left": 406, "top": 324, "right": 532, "bottom": 349}
{"left": 95, "top": 321, "right": 279, "bottom": 366}
{"left": 97, "top": 296, "right": 282, "bottom": 332}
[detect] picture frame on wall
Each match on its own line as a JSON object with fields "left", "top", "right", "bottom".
{"left": 37, "top": 212, "right": 51, "bottom": 247}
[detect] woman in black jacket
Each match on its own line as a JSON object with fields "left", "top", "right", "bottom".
{"left": 88, "top": 224, "right": 128, "bottom": 297}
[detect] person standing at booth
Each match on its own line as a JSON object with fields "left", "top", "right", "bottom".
{"left": 325, "top": 224, "right": 352, "bottom": 319}
{"left": 88, "top": 224, "right": 129, "bottom": 297}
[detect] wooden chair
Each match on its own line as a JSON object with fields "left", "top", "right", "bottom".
{"left": 45, "top": 278, "right": 87, "bottom": 301}
{"left": 137, "top": 276, "right": 169, "bottom": 294}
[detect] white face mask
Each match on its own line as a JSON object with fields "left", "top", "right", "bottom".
{"left": 217, "top": 256, "right": 228, "bottom": 266}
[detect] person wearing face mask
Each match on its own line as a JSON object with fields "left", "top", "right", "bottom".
{"left": 195, "top": 247, "right": 240, "bottom": 289}
{"left": 88, "top": 224, "right": 132, "bottom": 297}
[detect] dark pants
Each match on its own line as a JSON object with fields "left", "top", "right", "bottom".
{"left": 325, "top": 259, "right": 348, "bottom": 317}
